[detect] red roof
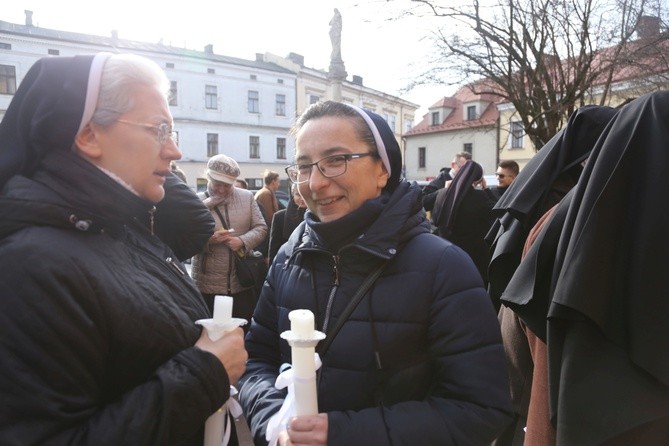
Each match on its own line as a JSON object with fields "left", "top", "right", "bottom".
{"left": 406, "top": 84, "right": 504, "bottom": 136}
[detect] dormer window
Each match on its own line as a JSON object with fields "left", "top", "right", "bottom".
{"left": 431, "top": 112, "right": 440, "bottom": 126}
{"left": 466, "top": 105, "right": 477, "bottom": 120}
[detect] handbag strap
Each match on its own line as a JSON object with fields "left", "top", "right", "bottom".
{"left": 213, "top": 205, "right": 229, "bottom": 230}
{"left": 317, "top": 261, "right": 388, "bottom": 356}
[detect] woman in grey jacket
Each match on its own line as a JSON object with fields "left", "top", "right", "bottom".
{"left": 238, "top": 101, "right": 512, "bottom": 445}
{"left": 0, "top": 53, "right": 246, "bottom": 445}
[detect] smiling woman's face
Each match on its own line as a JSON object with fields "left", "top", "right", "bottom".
{"left": 294, "top": 116, "right": 388, "bottom": 223}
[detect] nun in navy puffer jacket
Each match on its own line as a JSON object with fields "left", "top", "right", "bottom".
{"left": 238, "top": 101, "right": 512, "bottom": 446}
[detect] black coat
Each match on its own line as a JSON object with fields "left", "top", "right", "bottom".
{"left": 239, "top": 181, "right": 512, "bottom": 445}
{"left": 0, "top": 151, "right": 228, "bottom": 445}
{"left": 441, "top": 188, "right": 495, "bottom": 283}
{"left": 267, "top": 198, "right": 306, "bottom": 263}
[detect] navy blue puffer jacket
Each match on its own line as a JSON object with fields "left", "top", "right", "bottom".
{"left": 239, "top": 181, "right": 512, "bottom": 445}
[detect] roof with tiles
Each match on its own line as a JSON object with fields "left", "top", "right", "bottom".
{"left": 406, "top": 84, "right": 505, "bottom": 136}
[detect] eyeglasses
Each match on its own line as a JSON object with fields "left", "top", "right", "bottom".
{"left": 116, "top": 119, "right": 176, "bottom": 145}
{"left": 285, "top": 152, "right": 376, "bottom": 184}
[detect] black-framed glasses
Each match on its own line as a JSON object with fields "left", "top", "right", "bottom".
{"left": 116, "top": 119, "right": 176, "bottom": 145}
{"left": 285, "top": 152, "right": 377, "bottom": 184}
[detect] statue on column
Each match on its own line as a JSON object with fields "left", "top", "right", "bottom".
{"left": 328, "top": 8, "right": 347, "bottom": 82}
{"left": 329, "top": 8, "right": 343, "bottom": 62}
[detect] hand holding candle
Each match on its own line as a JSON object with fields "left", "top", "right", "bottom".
{"left": 195, "top": 295, "right": 248, "bottom": 446}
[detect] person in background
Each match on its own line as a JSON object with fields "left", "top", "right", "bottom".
{"left": 502, "top": 94, "right": 669, "bottom": 445}
{"left": 238, "top": 100, "right": 511, "bottom": 445}
{"left": 431, "top": 160, "right": 496, "bottom": 285}
{"left": 486, "top": 160, "right": 519, "bottom": 201}
{"left": 235, "top": 178, "right": 248, "bottom": 189}
{"left": 170, "top": 160, "right": 188, "bottom": 183}
{"left": 191, "top": 154, "right": 267, "bottom": 320}
{"left": 254, "top": 169, "right": 281, "bottom": 259}
{"left": 421, "top": 151, "right": 472, "bottom": 211}
{"left": 268, "top": 183, "right": 307, "bottom": 264}
{"left": 0, "top": 53, "right": 246, "bottom": 444}
{"left": 490, "top": 105, "right": 617, "bottom": 446}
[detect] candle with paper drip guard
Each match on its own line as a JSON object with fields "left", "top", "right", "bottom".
{"left": 280, "top": 309, "right": 326, "bottom": 416}
{"left": 196, "top": 295, "right": 247, "bottom": 446}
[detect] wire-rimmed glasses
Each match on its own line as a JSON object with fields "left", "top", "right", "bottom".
{"left": 285, "top": 152, "right": 376, "bottom": 184}
{"left": 116, "top": 119, "right": 176, "bottom": 145}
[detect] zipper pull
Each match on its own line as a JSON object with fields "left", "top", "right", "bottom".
{"left": 332, "top": 255, "right": 340, "bottom": 286}
{"left": 166, "top": 257, "right": 185, "bottom": 275}
{"left": 148, "top": 206, "right": 156, "bottom": 235}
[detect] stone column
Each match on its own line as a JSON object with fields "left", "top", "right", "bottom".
{"left": 328, "top": 8, "right": 347, "bottom": 102}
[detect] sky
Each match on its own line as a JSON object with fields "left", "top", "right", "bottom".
{"left": 3, "top": 0, "right": 454, "bottom": 117}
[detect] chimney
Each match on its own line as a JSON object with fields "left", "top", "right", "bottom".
{"left": 256, "top": 53, "right": 264, "bottom": 62}
{"left": 24, "top": 10, "right": 33, "bottom": 26}
{"left": 636, "top": 15, "right": 661, "bottom": 39}
{"left": 111, "top": 30, "right": 118, "bottom": 42}
{"left": 287, "top": 52, "right": 304, "bottom": 66}
{"left": 352, "top": 75, "right": 363, "bottom": 86}
{"left": 204, "top": 44, "right": 213, "bottom": 55}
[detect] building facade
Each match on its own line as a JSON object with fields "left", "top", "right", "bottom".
{"left": 404, "top": 85, "right": 502, "bottom": 180}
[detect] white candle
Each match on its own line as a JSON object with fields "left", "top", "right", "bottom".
{"left": 213, "top": 295, "right": 233, "bottom": 323}
{"left": 288, "top": 310, "right": 319, "bottom": 416}
{"left": 289, "top": 309, "right": 314, "bottom": 337}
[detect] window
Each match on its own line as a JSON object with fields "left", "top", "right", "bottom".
{"left": 386, "top": 114, "right": 396, "bottom": 132}
{"left": 249, "top": 136, "right": 260, "bottom": 159}
{"left": 277, "top": 79, "right": 284, "bottom": 84}
{"left": 511, "top": 121, "right": 524, "bottom": 148}
{"left": 463, "top": 143, "right": 473, "bottom": 154}
{"left": 248, "top": 90, "right": 259, "bottom": 113}
{"left": 166, "top": 62, "right": 175, "bottom": 69}
{"left": 275, "top": 94, "right": 286, "bottom": 116}
{"left": 207, "top": 133, "right": 219, "bottom": 157}
{"left": 0, "top": 43, "right": 11, "bottom": 50}
{"left": 0, "top": 64, "right": 17, "bottom": 95}
{"left": 207, "top": 68, "right": 215, "bottom": 74}
{"left": 418, "top": 147, "right": 426, "bottom": 169}
{"left": 169, "top": 81, "right": 178, "bottom": 106}
{"left": 309, "top": 94, "right": 320, "bottom": 105}
{"left": 250, "top": 74, "right": 257, "bottom": 80}
{"left": 405, "top": 119, "right": 413, "bottom": 133}
{"left": 431, "top": 112, "right": 440, "bottom": 126}
{"left": 467, "top": 105, "right": 477, "bottom": 120}
{"left": 276, "top": 137, "right": 286, "bottom": 159}
{"left": 48, "top": 49, "right": 60, "bottom": 55}
{"left": 205, "top": 85, "right": 217, "bottom": 109}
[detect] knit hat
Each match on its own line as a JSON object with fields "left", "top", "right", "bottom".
{"left": 347, "top": 105, "right": 403, "bottom": 192}
{"left": 207, "top": 154, "right": 240, "bottom": 184}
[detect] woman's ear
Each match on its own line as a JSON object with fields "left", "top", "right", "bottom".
{"left": 377, "top": 162, "right": 389, "bottom": 189}
{"left": 74, "top": 123, "right": 103, "bottom": 159}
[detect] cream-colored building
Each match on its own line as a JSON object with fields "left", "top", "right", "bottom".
{"left": 262, "top": 52, "right": 418, "bottom": 159}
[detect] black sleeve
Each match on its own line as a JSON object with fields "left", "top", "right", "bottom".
{"left": 421, "top": 172, "right": 448, "bottom": 211}
{"left": 154, "top": 173, "right": 215, "bottom": 261}
{"left": 267, "top": 210, "right": 285, "bottom": 264}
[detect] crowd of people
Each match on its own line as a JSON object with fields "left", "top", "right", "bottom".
{"left": 1, "top": 52, "right": 667, "bottom": 446}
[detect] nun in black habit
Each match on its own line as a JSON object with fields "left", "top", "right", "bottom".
{"left": 505, "top": 91, "right": 669, "bottom": 445}
{"left": 485, "top": 105, "right": 618, "bottom": 311}
{"left": 432, "top": 160, "right": 495, "bottom": 284}
{"left": 492, "top": 105, "right": 617, "bottom": 446}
